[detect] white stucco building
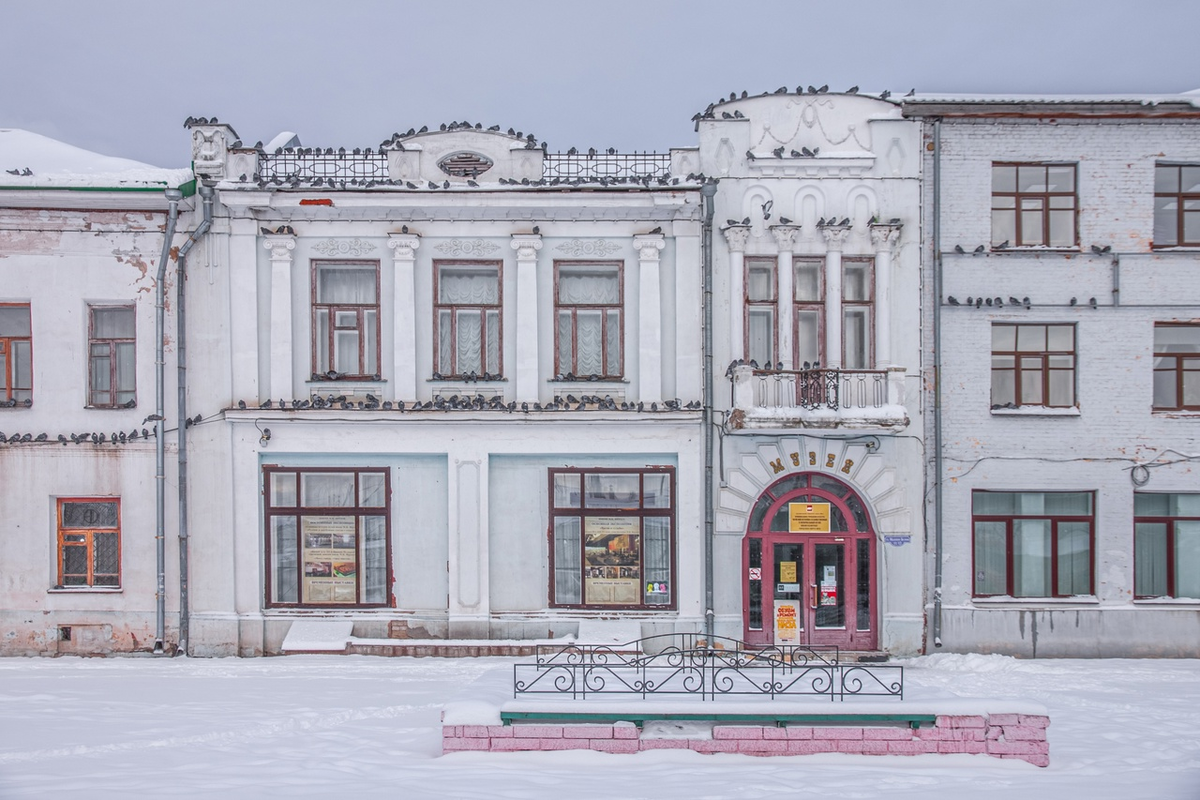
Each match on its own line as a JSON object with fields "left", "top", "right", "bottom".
{"left": 906, "top": 95, "right": 1200, "bottom": 657}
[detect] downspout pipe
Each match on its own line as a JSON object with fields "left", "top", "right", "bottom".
{"left": 931, "top": 118, "right": 945, "bottom": 649}
{"left": 701, "top": 181, "right": 718, "bottom": 646}
{"left": 153, "top": 189, "right": 183, "bottom": 655}
{"left": 175, "top": 184, "right": 214, "bottom": 656}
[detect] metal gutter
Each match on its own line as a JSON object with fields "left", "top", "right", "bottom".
{"left": 931, "top": 118, "right": 944, "bottom": 650}
{"left": 701, "top": 181, "right": 717, "bottom": 646}
{"left": 152, "top": 189, "right": 182, "bottom": 654}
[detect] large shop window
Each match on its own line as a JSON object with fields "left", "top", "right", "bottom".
{"left": 264, "top": 467, "right": 390, "bottom": 607}
{"left": 973, "top": 491, "right": 1094, "bottom": 598}
{"left": 88, "top": 305, "right": 136, "bottom": 408}
{"left": 1135, "top": 492, "right": 1200, "bottom": 599}
{"left": 57, "top": 498, "right": 120, "bottom": 588}
{"left": 0, "top": 303, "right": 33, "bottom": 403}
{"left": 555, "top": 262, "right": 622, "bottom": 379}
{"left": 312, "top": 261, "right": 379, "bottom": 379}
{"left": 435, "top": 261, "right": 502, "bottom": 378}
{"left": 991, "top": 323, "right": 1076, "bottom": 408}
{"left": 991, "top": 163, "right": 1077, "bottom": 248}
{"left": 549, "top": 467, "right": 674, "bottom": 609}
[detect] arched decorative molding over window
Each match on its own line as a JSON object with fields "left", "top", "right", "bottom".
{"left": 717, "top": 435, "right": 911, "bottom": 539}
{"left": 438, "top": 151, "right": 494, "bottom": 178}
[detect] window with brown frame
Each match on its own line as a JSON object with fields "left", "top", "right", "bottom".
{"left": 57, "top": 498, "right": 120, "bottom": 588}
{"left": 843, "top": 258, "right": 873, "bottom": 369}
{"left": 1134, "top": 492, "right": 1200, "bottom": 599}
{"left": 0, "top": 303, "right": 32, "bottom": 404}
{"left": 555, "top": 262, "right": 622, "bottom": 379}
{"left": 1153, "top": 163, "right": 1200, "bottom": 248}
{"left": 991, "top": 163, "right": 1077, "bottom": 248}
{"left": 745, "top": 257, "right": 776, "bottom": 367}
{"left": 264, "top": 467, "right": 391, "bottom": 607}
{"left": 793, "top": 258, "right": 824, "bottom": 368}
{"left": 549, "top": 467, "right": 675, "bottom": 609}
{"left": 991, "top": 323, "right": 1076, "bottom": 408}
{"left": 88, "top": 305, "right": 136, "bottom": 408}
{"left": 312, "top": 261, "right": 379, "bottom": 379}
{"left": 973, "top": 491, "right": 1093, "bottom": 598}
{"left": 1153, "top": 324, "right": 1200, "bottom": 410}
{"left": 434, "top": 261, "right": 501, "bottom": 378}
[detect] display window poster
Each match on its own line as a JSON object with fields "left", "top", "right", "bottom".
{"left": 819, "top": 564, "right": 838, "bottom": 606}
{"left": 301, "top": 515, "right": 357, "bottom": 604}
{"left": 584, "top": 516, "right": 640, "bottom": 605}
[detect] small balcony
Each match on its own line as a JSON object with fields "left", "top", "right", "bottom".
{"left": 728, "top": 365, "right": 909, "bottom": 433}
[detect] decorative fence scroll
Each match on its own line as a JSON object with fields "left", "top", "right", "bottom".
{"left": 513, "top": 634, "right": 902, "bottom": 702}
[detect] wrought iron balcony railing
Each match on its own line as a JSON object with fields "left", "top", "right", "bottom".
{"left": 728, "top": 364, "right": 909, "bottom": 432}
{"left": 257, "top": 149, "right": 390, "bottom": 183}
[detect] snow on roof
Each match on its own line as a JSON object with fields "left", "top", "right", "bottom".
{"left": 904, "top": 92, "right": 1200, "bottom": 108}
{"left": 0, "top": 128, "right": 193, "bottom": 190}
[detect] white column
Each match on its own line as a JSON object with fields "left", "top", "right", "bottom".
{"left": 869, "top": 222, "right": 903, "bottom": 368}
{"left": 723, "top": 225, "right": 751, "bottom": 359}
{"left": 263, "top": 235, "right": 295, "bottom": 399}
{"left": 387, "top": 233, "right": 420, "bottom": 401}
{"left": 820, "top": 223, "right": 852, "bottom": 369}
{"left": 510, "top": 234, "right": 543, "bottom": 401}
{"left": 633, "top": 233, "right": 666, "bottom": 402}
{"left": 770, "top": 225, "right": 800, "bottom": 369}
{"left": 228, "top": 219, "right": 260, "bottom": 402}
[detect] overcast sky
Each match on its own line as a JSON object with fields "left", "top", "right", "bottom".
{"left": 3, "top": 0, "right": 1197, "bottom": 168}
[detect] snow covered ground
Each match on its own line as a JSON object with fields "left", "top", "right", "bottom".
{"left": 0, "top": 653, "right": 1197, "bottom": 799}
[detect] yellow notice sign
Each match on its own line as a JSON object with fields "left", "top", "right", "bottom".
{"left": 789, "top": 502, "right": 831, "bottom": 533}
{"left": 779, "top": 561, "right": 797, "bottom": 583}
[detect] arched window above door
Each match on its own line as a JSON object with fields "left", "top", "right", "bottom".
{"left": 747, "top": 472, "right": 871, "bottom": 535}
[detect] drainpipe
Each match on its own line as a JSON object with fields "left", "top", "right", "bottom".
{"left": 153, "top": 189, "right": 183, "bottom": 654}
{"left": 175, "top": 184, "right": 214, "bottom": 656}
{"left": 701, "top": 181, "right": 718, "bottom": 646}
{"left": 931, "top": 118, "right": 944, "bottom": 649}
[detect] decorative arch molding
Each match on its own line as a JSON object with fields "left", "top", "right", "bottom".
{"left": 845, "top": 185, "right": 879, "bottom": 234}
{"left": 717, "top": 435, "right": 909, "bottom": 539}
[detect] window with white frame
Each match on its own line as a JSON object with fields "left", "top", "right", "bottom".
{"left": 843, "top": 259, "right": 873, "bottom": 369}
{"left": 973, "top": 491, "right": 1093, "bottom": 598}
{"left": 555, "top": 262, "right": 622, "bottom": 379}
{"left": 745, "top": 257, "right": 776, "bottom": 367}
{"left": 312, "top": 261, "right": 379, "bottom": 379}
{"left": 793, "top": 258, "right": 824, "bottom": 368}
{"left": 1134, "top": 492, "right": 1200, "bottom": 599}
{"left": 434, "top": 261, "right": 502, "bottom": 379}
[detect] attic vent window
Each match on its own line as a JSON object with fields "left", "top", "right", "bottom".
{"left": 439, "top": 152, "right": 493, "bottom": 178}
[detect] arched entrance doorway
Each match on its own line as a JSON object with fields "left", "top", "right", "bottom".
{"left": 742, "top": 472, "right": 877, "bottom": 650}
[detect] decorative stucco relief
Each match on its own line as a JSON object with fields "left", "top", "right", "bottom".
{"left": 311, "top": 238, "right": 377, "bottom": 256}
{"left": 435, "top": 239, "right": 500, "bottom": 256}
{"left": 555, "top": 239, "right": 622, "bottom": 257}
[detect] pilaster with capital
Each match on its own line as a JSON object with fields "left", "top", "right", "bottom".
{"left": 510, "top": 234, "right": 543, "bottom": 400}
{"left": 388, "top": 233, "right": 421, "bottom": 400}
{"left": 770, "top": 225, "right": 801, "bottom": 369}
{"left": 820, "top": 223, "right": 852, "bottom": 368}
{"left": 263, "top": 235, "right": 296, "bottom": 399}
{"left": 723, "top": 225, "right": 751, "bottom": 360}
{"left": 869, "top": 222, "right": 903, "bottom": 368}
{"left": 633, "top": 234, "right": 666, "bottom": 402}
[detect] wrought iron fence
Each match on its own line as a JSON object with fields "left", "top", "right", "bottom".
{"left": 751, "top": 368, "right": 887, "bottom": 411}
{"left": 543, "top": 152, "right": 672, "bottom": 180}
{"left": 258, "top": 150, "right": 389, "bottom": 183}
{"left": 514, "top": 634, "right": 902, "bottom": 701}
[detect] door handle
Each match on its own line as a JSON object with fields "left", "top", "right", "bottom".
{"left": 810, "top": 584, "right": 818, "bottom": 610}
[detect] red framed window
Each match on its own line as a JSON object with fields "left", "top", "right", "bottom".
{"left": 434, "top": 261, "right": 502, "bottom": 379}
{"left": 88, "top": 305, "right": 136, "bottom": 408}
{"left": 57, "top": 498, "right": 120, "bottom": 588}
{"left": 554, "top": 262, "right": 622, "bottom": 379}
{"left": 264, "top": 467, "right": 391, "bottom": 607}
{"left": 991, "top": 163, "right": 1077, "bottom": 248}
{"left": 549, "top": 467, "right": 675, "bottom": 609}
{"left": 991, "top": 323, "right": 1076, "bottom": 408}
{"left": 1153, "top": 163, "right": 1200, "bottom": 248}
{"left": 1152, "top": 324, "right": 1200, "bottom": 410}
{"left": 0, "top": 303, "right": 32, "bottom": 404}
{"left": 973, "top": 491, "right": 1094, "bottom": 598}
{"left": 1134, "top": 492, "right": 1200, "bottom": 599}
{"left": 312, "top": 261, "right": 379, "bottom": 379}
{"left": 745, "top": 257, "right": 776, "bottom": 367}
